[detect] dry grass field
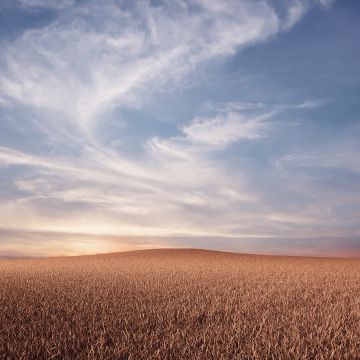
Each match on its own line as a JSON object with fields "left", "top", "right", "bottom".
{"left": 0, "top": 249, "right": 359, "bottom": 359}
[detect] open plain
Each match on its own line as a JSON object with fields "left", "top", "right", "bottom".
{"left": 0, "top": 249, "right": 359, "bottom": 359}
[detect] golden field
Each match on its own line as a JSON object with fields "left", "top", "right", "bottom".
{"left": 0, "top": 249, "right": 359, "bottom": 359}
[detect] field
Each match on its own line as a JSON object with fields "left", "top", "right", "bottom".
{"left": 0, "top": 249, "right": 359, "bottom": 359}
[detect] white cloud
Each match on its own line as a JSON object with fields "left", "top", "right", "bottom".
{"left": 17, "top": 0, "right": 74, "bottom": 9}
{"left": 295, "top": 99, "right": 330, "bottom": 109}
{"left": 317, "top": 0, "right": 335, "bottom": 9}
{"left": 282, "top": 0, "right": 309, "bottom": 30}
{"left": 0, "top": 104, "right": 262, "bottom": 237}
{"left": 0, "top": 0, "right": 296, "bottom": 139}
{"left": 0, "top": 96, "right": 10, "bottom": 108}
{"left": 0, "top": 146, "right": 44, "bottom": 167}
{"left": 182, "top": 112, "right": 266, "bottom": 147}
{"left": 275, "top": 148, "right": 360, "bottom": 174}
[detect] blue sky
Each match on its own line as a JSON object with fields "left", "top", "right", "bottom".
{"left": 0, "top": 0, "right": 359, "bottom": 257}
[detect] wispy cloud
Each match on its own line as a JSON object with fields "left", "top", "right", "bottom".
{"left": 0, "top": 0, "right": 282, "bottom": 137}
{"left": 1, "top": 0, "right": 356, "bottom": 257}
{"left": 16, "top": 0, "right": 74, "bottom": 10}
{"left": 295, "top": 99, "right": 330, "bottom": 109}
{"left": 182, "top": 111, "right": 267, "bottom": 147}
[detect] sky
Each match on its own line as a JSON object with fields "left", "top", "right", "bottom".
{"left": 0, "top": 0, "right": 360, "bottom": 258}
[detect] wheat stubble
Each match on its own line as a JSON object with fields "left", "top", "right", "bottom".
{"left": 0, "top": 249, "right": 359, "bottom": 359}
